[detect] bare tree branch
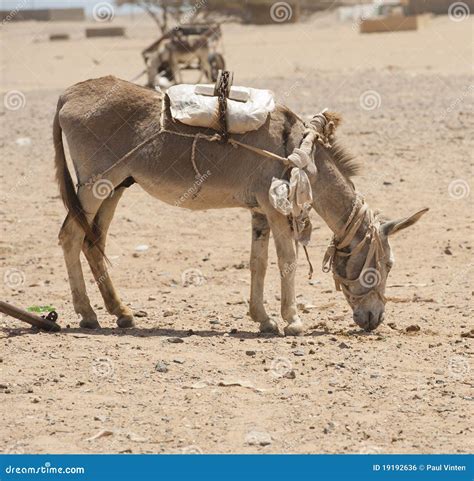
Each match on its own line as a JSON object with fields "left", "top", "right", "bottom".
{"left": 138, "top": 0, "right": 166, "bottom": 33}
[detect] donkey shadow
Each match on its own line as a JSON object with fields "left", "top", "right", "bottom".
{"left": 2, "top": 325, "right": 269, "bottom": 340}
{"left": 1, "top": 325, "right": 369, "bottom": 339}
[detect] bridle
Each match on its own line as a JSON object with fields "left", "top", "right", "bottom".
{"left": 322, "top": 195, "right": 387, "bottom": 308}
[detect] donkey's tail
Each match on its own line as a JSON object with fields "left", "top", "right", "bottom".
{"left": 53, "top": 99, "right": 102, "bottom": 253}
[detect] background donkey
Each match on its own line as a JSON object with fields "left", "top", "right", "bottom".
{"left": 54, "top": 76, "right": 427, "bottom": 335}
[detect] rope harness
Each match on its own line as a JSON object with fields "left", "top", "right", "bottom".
{"left": 215, "top": 70, "right": 232, "bottom": 142}
{"left": 322, "top": 196, "right": 387, "bottom": 308}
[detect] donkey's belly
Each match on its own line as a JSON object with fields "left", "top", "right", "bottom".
{"left": 136, "top": 176, "right": 251, "bottom": 211}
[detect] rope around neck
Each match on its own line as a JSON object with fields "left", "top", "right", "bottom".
{"left": 322, "top": 195, "right": 387, "bottom": 307}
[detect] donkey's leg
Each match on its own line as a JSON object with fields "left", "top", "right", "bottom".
{"left": 199, "top": 51, "right": 212, "bottom": 82}
{"left": 82, "top": 187, "right": 135, "bottom": 328}
{"left": 266, "top": 211, "right": 304, "bottom": 336}
{"left": 171, "top": 55, "right": 182, "bottom": 84}
{"left": 249, "top": 212, "right": 279, "bottom": 335}
{"left": 146, "top": 52, "right": 160, "bottom": 87}
{"left": 59, "top": 190, "right": 103, "bottom": 329}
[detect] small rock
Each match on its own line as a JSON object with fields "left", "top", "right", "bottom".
{"left": 209, "top": 319, "right": 220, "bottom": 325}
{"left": 173, "top": 358, "right": 185, "bottom": 364}
{"left": 297, "top": 301, "right": 316, "bottom": 312}
{"left": 15, "top": 137, "right": 32, "bottom": 147}
{"left": 32, "top": 397, "right": 41, "bottom": 403}
{"left": 293, "top": 349, "right": 305, "bottom": 356}
{"left": 406, "top": 324, "right": 421, "bottom": 333}
{"left": 338, "top": 342, "right": 350, "bottom": 349}
{"left": 148, "top": 296, "right": 157, "bottom": 301}
{"left": 283, "top": 370, "right": 296, "bottom": 379}
{"left": 460, "top": 329, "right": 474, "bottom": 339}
{"left": 245, "top": 430, "right": 272, "bottom": 446}
{"left": 444, "top": 247, "right": 452, "bottom": 255}
{"left": 163, "top": 310, "right": 174, "bottom": 317}
{"left": 135, "top": 244, "right": 149, "bottom": 252}
{"left": 167, "top": 337, "right": 184, "bottom": 344}
{"left": 126, "top": 432, "right": 147, "bottom": 443}
{"left": 323, "top": 422, "right": 336, "bottom": 434}
{"left": 387, "top": 322, "right": 397, "bottom": 330}
{"left": 155, "top": 361, "right": 169, "bottom": 373}
{"left": 94, "top": 415, "right": 108, "bottom": 422}
{"left": 246, "top": 350, "right": 256, "bottom": 356}
{"left": 135, "top": 310, "right": 147, "bottom": 318}
{"left": 86, "top": 429, "right": 114, "bottom": 441}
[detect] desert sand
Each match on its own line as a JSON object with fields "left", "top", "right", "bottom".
{"left": 0, "top": 11, "right": 472, "bottom": 454}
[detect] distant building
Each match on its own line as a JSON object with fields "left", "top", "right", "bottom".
{"left": 407, "top": 0, "right": 473, "bottom": 15}
{"left": 0, "top": 7, "right": 85, "bottom": 23}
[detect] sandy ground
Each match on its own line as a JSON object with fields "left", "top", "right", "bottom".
{"left": 0, "top": 12, "right": 473, "bottom": 454}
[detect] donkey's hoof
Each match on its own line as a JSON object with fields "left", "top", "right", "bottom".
{"left": 284, "top": 321, "right": 304, "bottom": 336}
{"left": 259, "top": 319, "right": 279, "bottom": 335}
{"left": 80, "top": 319, "right": 101, "bottom": 329}
{"left": 117, "top": 315, "right": 135, "bottom": 328}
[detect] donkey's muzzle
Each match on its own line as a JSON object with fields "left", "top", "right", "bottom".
{"left": 353, "top": 310, "right": 384, "bottom": 331}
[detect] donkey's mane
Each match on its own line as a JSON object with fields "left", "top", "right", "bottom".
{"left": 329, "top": 141, "right": 362, "bottom": 180}
{"left": 321, "top": 111, "right": 362, "bottom": 180}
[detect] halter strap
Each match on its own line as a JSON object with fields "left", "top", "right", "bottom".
{"left": 322, "top": 196, "right": 387, "bottom": 307}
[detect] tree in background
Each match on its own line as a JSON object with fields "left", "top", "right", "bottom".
{"left": 116, "top": 0, "right": 304, "bottom": 30}
{"left": 116, "top": 0, "right": 211, "bottom": 33}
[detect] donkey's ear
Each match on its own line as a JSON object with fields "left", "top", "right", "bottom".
{"left": 381, "top": 208, "right": 429, "bottom": 237}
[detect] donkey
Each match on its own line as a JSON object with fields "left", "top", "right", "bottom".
{"left": 54, "top": 76, "right": 428, "bottom": 335}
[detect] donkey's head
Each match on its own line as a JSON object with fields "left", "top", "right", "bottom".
{"left": 297, "top": 110, "right": 429, "bottom": 330}
{"left": 327, "top": 205, "right": 429, "bottom": 331}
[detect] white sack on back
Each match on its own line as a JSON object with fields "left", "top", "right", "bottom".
{"left": 167, "top": 84, "right": 275, "bottom": 134}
